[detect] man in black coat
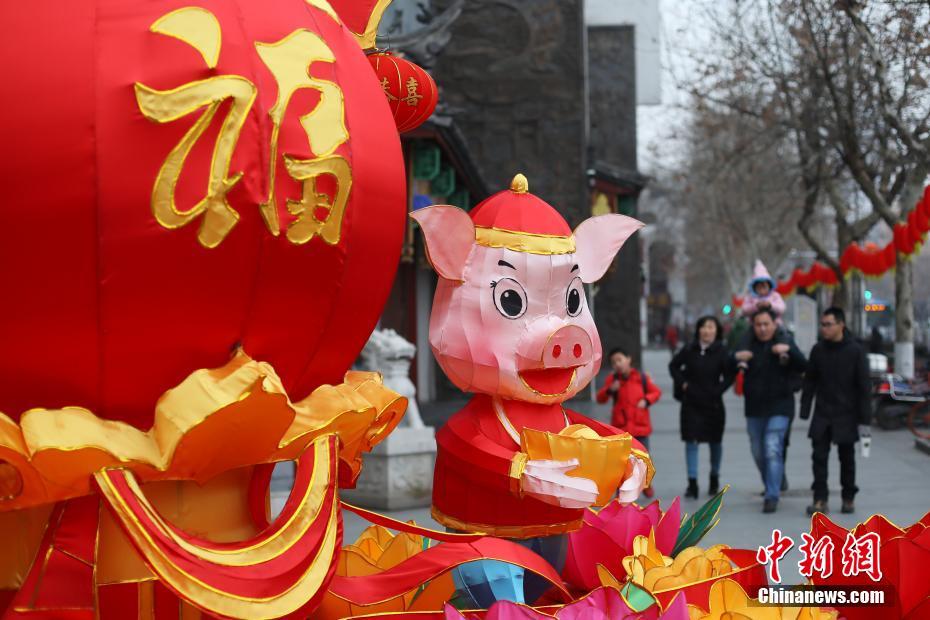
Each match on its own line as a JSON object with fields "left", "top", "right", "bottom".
{"left": 800, "top": 307, "right": 871, "bottom": 515}
{"left": 734, "top": 308, "right": 807, "bottom": 513}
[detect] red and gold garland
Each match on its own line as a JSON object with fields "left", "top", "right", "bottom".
{"left": 730, "top": 186, "right": 930, "bottom": 305}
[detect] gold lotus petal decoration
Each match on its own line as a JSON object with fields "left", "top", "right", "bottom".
{"left": 0, "top": 350, "right": 406, "bottom": 512}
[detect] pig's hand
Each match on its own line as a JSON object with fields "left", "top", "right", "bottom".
{"left": 521, "top": 458, "right": 599, "bottom": 509}
{"left": 615, "top": 456, "right": 648, "bottom": 505}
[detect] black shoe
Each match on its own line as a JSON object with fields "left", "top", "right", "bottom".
{"left": 708, "top": 475, "right": 720, "bottom": 496}
{"left": 685, "top": 478, "right": 698, "bottom": 499}
{"left": 841, "top": 500, "right": 855, "bottom": 514}
{"left": 763, "top": 499, "right": 778, "bottom": 513}
{"left": 781, "top": 475, "right": 789, "bottom": 492}
{"left": 806, "top": 500, "right": 828, "bottom": 516}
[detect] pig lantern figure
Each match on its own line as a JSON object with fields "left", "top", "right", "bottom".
{"left": 413, "top": 174, "right": 655, "bottom": 607}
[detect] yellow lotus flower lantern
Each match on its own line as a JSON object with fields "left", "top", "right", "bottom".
{"left": 686, "top": 578, "right": 839, "bottom": 620}
{"left": 621, "top": 532, "right": 734, "bottom": 593}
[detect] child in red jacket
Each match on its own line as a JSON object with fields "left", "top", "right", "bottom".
{"left": 597, "top": 347, "right": 662, "bottom": 496}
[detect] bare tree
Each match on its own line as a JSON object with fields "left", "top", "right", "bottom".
{"left": 667, "top": 101, "right": 799, "bottom": 313}
{"left": 685, "top": 0, "right": 930, "bottom": 375}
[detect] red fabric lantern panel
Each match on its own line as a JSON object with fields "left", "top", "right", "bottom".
{"left": 860, "top": 244, "right": 882, "bottom": 277}
{"left": 812, "top": 262, "right": 838, "bottom": 287}
{"left": 895, "top": 223, "right": 915, "bottom": 256}
{"left": 881, "top": 242, "right": 897, "bottom": 272}
{"left": 915, "top": 206, "right": 930, "bottom": 235}
{"left": 908, "top": 218, "right": 924, "bottom": 248}
{"left": 369, "top": 52, "right": 439, "bottom": 133}
{"left": 0, "top": 1, "right": 406, "bottom": 427}
{"left": 920, "top": 193, "right": 930, "bottom": 221}
{"left": 776, "top": 278, "right": 794, "bottom": 297}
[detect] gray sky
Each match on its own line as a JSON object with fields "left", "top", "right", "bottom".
{"left": 637, "top": 0, "right": 717, "bottom": 175}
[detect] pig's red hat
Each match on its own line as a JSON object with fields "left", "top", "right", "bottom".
{"left": 469, "top": 173, "right": 575, "bottom": 255}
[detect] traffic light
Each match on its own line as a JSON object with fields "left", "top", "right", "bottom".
{"left": 723, "top": 304, "right": 732, "bottom": 315}
{"left": 864, "top": 289, "right": 873, "bottom": 301}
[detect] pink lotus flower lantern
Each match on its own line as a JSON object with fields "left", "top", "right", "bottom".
{"left": 563, "top": 498, "right": 682, "bottom": 592}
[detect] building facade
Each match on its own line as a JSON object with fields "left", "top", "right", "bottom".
{"left": 376, "top": 0, "right": 649, "bottom": 402}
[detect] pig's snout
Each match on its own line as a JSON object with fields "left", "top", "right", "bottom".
{"left": 543, "top": 325, "right": 593, "bottom": 367}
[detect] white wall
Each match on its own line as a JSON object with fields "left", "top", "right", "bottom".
{"left": 586, "top": 0, "right": 662, "bottom": 105}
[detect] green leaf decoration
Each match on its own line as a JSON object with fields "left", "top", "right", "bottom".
{"left": 618, "top": 580, "right": 658, "bottom": 612}
{"left": 672, "top": 484, "right": 729, "bottom": 556}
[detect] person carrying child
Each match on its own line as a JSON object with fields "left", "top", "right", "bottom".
{"left": 596, "top": 347, "right": 662, "bottom": 497}
{"left": 734, "top": 260, "right": 796, "bottom": 493}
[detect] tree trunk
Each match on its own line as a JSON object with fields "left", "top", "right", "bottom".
{"left": 830, "top": 277, "right": 850, "bottom": 312}
{"left": 828, "top": 223, "right": 853, "bottom": 324}
{"left": 895, "top": 253, "right": 915, "bottom": 378}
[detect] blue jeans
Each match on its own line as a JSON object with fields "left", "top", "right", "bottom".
{"left": 746, "top": 415, "right": 790, "bottom": 502}
{"left": 685, "top": 441, "right": 722, "bottom": 479}
{"left": 634, "top": 435, "right": 650, "bottom": 451}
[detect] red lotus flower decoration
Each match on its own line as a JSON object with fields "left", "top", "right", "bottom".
{"left": 809, "top": 511, "right": 930, "bottom": 620}
{"left": 563, "top": 498, "right": 681, "bottom": 591}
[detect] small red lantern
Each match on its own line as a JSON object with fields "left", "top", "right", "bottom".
{"left": 907, "top": 211, "right": 925, "bottom": 246}
{"left": 368, "top": 52, "right": 438, "bottom": 132}
{"left": 881, "top": 242, "right": 897, "bottom": 272}
{"left": 894, "top": 222, "right": 915, "bottom": 256}
{"left": 915, "top": 196, "right": 930, "bottom": 223}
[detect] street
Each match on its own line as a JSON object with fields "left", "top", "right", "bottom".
{"left": 274, "top": 348, "right": 930, "bottom": 584}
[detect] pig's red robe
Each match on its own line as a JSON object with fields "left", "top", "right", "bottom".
{"left": 432, "top": 394, "right": 649, "bottom": 539}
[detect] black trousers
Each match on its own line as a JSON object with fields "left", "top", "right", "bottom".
{"left": 811, "top": 425, "right": 857, "bottom": 501}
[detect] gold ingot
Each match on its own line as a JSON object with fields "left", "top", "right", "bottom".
{"left": 521, "top": 423, "right": 631, "bottom": 505}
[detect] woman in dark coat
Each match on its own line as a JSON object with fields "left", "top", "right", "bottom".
{"left": 669, "top": 316, "right": 736, "bottom": 498}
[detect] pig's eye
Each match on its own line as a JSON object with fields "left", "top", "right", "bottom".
{"left": 492, "top": 278, "right": 527, "bottom": 319}
{"left": 566, "top": 277, "right": 584, "bottom": 317}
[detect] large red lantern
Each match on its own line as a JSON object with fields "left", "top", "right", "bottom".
{"left": 0, "top": 0, "right": 406, "bottom": 428}
{"left": 0, "top": 2, "right": 411, "bottom": 618}
{"left": 368, "top": 52, "right": 439, "bottom": 132}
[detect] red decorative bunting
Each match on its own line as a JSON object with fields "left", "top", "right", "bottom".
{"left": 769, "top": 188, "right": 930, "bottom": 297}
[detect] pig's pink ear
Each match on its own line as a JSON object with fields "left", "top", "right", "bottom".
{"left": 573, "top": 214, "right": 644, "bottom": 283}
{"left": 411, "top": 205, "right": 475, "bottom": 281}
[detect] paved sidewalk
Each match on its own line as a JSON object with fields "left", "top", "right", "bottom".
{"left": 272, "top": 349, "right": 930, "bottom": 583}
